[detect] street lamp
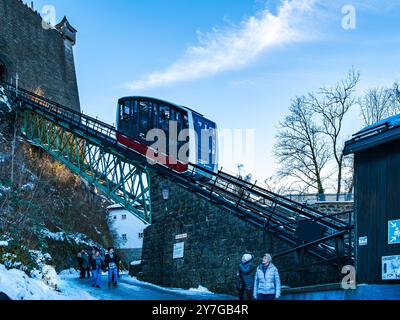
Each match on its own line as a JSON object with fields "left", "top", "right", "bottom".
{"left": 162, "top": 184, "right": 170, "bottom": 202}
{"left": 160, "top": 183, "right": 170, "bottom": 286}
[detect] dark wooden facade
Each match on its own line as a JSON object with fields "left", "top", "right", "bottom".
{"left": 353, "top": 140, "right": 400, "bottom": 284}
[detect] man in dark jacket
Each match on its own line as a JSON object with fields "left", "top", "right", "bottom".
{"left": 81, "top": 250, "right": 91, "bottom": 279}
{"left": 77, "top": 251, "right": 84, "bottom": 279}
{"left": 238, "top": 254, "right": 255, "bottom": 300}
{"left": 105, "top": 247, "right": 119, "bottom": 287}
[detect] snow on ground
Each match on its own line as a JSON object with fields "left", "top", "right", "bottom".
{"left": 120, "top": 276, "right": 235, "bottom": 300}
{"left": 0, "top": 264, "right": 236, "bottom": 300}
{"left": 0, "top": 264, "right": 95, "bottom": 300}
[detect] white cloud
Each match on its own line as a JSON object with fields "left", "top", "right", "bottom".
{"left": 124, "top": 0, "right": 317, "bottom": 90}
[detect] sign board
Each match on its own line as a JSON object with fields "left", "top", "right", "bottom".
{"left": 388, "top": 219, "right": 400, "bottom": 245}
{"left": 382, "top": 255, "right": 400, "bottom": 280}
{"left": 173, "top": 242, "right": 185, "bottom": 259}
{"left": 358, "top": 236, "right": 368, "bottom": 246}
{"left": 175, "top": 233, "right": 188, "bottom": 240}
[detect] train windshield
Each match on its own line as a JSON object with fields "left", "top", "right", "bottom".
{"left": 192, "top": 113, "right": 218, "bottom": 169}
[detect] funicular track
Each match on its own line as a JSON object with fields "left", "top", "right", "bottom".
{"left": 1, "top": 80, "right": 354, "bottom": 267}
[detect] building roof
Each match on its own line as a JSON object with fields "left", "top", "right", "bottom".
{"left": 55, "top": 16, "right": 77, "bottom": 33}
{"left": 107, "top": 204, "right": 124, "bottom": 211}
{"left": 344, "top": 114, "right": 400, "bottom": 155}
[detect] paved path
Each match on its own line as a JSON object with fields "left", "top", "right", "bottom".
{"left": 64, "top": 274, "right": 237, "bottom": 300}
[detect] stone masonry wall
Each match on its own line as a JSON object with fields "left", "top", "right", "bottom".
{"left": 0, "top": 0, "right": 80, "bottom": 111}
{"left": 139, "top": 173, "right": 352, "bottom": 295}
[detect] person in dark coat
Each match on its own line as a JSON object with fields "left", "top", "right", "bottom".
{"left": 90, "top": 250, "right": 104, "bottom": 288}
{"left": 105, "top": 247, "right": 119, "bottom": 287}
{"left": 238, "top": 254, "right": 255, "bottom": 300}
{"left": 115, "top": 251, "right": 121, "bottom": 279}
{"left": 81, "top": 250, "right": 91, "bottom": 279}
{"left": 77, "top": 251, "right": 84, "bottom": 279}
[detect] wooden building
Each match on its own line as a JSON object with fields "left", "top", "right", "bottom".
{"left": 344, "top": 115, "right": 400, "bottom": 284}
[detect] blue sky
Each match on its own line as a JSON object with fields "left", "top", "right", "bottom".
{"left": 30, "top": 0, "right": 400, "bottom": 182}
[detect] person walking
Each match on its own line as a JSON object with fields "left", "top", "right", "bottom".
{"left": 115, "top": 251, "right": 121, "bottom": 279}
{"left": 77, "top": 251, "right": 84, "bottom": 279}
{"left": 81, "top": 250, "right": 91, "bottom": 279}
{"left": 91, "top": 250, "right": 104, "bottom": 288}
{"left": 237, "top": 254, "right": 255, "bottom": 300}
{"left": 253, "top": 254, "right": 281, "bottom": 300}
{"left": 105, "top": 247, "right": 118, "bottom": 288}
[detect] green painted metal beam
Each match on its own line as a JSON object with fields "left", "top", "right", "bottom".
{"left": 21, "top": 109, "right": 152, "bottom": 224}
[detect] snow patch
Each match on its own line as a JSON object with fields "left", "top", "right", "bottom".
{"left": 0, "top": 264, "right": 96, "bottom": 300}
{"left": 124, "top": 276, "right": 218, "bottom": 297}
{"left": 0, "top": 87, "right": 12, "bottom": 112}
{"left": 0, "top": 241, "right": 8, "bottom": 247}
{"left": 188, "top": 286, "right": 213, "bottom": 294}
{"left": 0, "top": 185, "right": 11, "bottom": 194}
{"left": 130, "top": 260, "right": 142, "bottom": 266}
{"left": 41, "top": 229, "right": 101, "bottom": 249}
{"left": 21, "top": 183, "right": 35, "bottom": 191}
{"left": 59, "top": 268, "right": 80, "bottom": 279}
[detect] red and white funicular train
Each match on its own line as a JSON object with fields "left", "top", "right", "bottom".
{"left": 116, "top": 96, "right": 218, "bottom": 179}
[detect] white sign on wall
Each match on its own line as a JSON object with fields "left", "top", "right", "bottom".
{"left": 175, "top": 233, "right": 188, "bottom": 240}
{"left": 359, "top": 236, "right": 368, "bottom": 246}
{"left": 388, "top": 220, "right": 400, "bottom": 245}
{"left": 173, "top": 242, "right": 185, "bottom": 260}
{"left": 382, "top": 255, "right": 400, "bottom": 280}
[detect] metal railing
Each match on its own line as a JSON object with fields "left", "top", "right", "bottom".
{"left": 284, "top": 193, "right": 354, "bottom": 203}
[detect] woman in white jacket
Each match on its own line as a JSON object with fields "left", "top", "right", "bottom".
{"left": 253, "top": 254, "right": 281, "bottom": 300}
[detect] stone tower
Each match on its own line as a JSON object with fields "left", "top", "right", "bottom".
{"left": 0, "top": 0, "right": 80, "bottom": 111}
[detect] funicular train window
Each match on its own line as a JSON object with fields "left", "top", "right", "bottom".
{"left": 175, "top": 110, "right": 189, "bottom": 156}
{"left": 159, "top": 104, "right": 170, "bottom": 132}
{"left": 128, "top": 100, "right": 139, "bottom": 137}
{"left": 139, "top": 100, "right": 152, "bottom": 138}
{"left": 119, "top": 101, "right": 131, "bottom": 133}
{"left": 123, "top": 101, "right": 131, "bottom": 120}
{"left": 152, "top": 103, "right": 159, "bottom": 129}
{"left": 119, "top": 103, "right": 124, "bottom": 121}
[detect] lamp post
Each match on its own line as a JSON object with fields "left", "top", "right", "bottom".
{"left": 160, "top": 184, "right": 170, "bottom": 286}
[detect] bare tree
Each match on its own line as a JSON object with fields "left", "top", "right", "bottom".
{"left": 274, "top": 96, "right": 331, "bottom": 196}
{"left": 310, "top": 69, "right": 360, "bottom": 200}
{"left": 359, "top": 87, "right": 394, "bottom": 126}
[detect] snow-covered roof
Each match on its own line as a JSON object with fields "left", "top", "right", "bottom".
{"left": 344, "top": 113, "right": 400, "bottom": 155}
{"left": 358, "top": 114, "right": 400, "bottom": 134}
{"left": 107, "top": 204, "right": 124, "bottom": 210}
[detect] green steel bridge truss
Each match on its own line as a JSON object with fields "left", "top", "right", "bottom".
{"left": 20, "top": 106, "right": 152, "bottom": 224}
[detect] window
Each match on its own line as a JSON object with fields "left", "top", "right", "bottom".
{"left": 122, "top": 234, "right": 127, "bottom": 241}
{"left": 123, "top": 101, "right": 131, "bottom": 120}
{"left": 139, "top": 101, "right": 151, "bottom": 136}
{"left": 122, "top": 215, "right": 127, "bottom": 220}
{"left": 159, "top": 105, "right": 170, "bottom": 132}
{"left": 138, "top": 233, "right": 144, "bottom": 239}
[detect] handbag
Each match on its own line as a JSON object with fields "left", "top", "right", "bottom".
{"left": 236, "top": 274, "right": 244, "bottom": 292}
